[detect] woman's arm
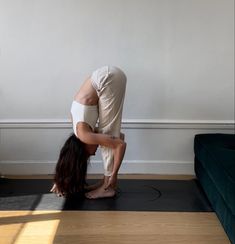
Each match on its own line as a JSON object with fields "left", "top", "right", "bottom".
{"left": 77, "top": 123, "right": 126, "bottom": 175}
{"left": 77, "top": 123, "right": 124, "bottom": 146}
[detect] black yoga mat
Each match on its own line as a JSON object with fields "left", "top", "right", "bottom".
{"left": 0, "top": 178, "right": 213, "bottom": 212}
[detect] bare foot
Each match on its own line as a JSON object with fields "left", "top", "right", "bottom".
{"left": 85, "top": 185, "right": 116, "bottom": 199}
{"left": 84, "top": 180, "right": 104, "bottom": 191}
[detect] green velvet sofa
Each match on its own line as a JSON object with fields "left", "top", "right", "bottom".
{"left": 194, "top": 133, "right": 235, "bottom": 243}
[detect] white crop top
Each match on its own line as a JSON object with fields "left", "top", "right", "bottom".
{"left": 70, "top": 101, "right": 98, "bottom": 136}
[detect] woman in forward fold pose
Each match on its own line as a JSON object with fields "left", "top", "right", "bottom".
{"left": 50, "top": 66, "right": 127, "bottom": 199}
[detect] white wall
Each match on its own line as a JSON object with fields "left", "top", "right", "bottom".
{"left": 0, "top": 0, "right": 234, "bottom": 175}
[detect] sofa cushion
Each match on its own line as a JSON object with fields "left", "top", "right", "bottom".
{"left": 194, "top": 133, "right": 235, "bottom": 214}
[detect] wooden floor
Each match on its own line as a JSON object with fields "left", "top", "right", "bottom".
{"left": 0, "top": 175, "right": 231, "bottom": 244}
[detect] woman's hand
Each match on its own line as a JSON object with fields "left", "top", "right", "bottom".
{"left": 105, "top": 173, "right": 118, "bottom": 190}
{"left": 50, "top": 183, "right": 64, "bottom": 197}
{"left": 112, "top": 139, "right": 126, "bottom": 174}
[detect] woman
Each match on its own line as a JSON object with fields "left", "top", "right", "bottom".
{"left": 51, "top": 66, "right": 127, "bottom": 199}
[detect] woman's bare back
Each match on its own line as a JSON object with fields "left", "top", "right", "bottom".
{"left": 74, "top": 77, "right": 98, "bottom": 105}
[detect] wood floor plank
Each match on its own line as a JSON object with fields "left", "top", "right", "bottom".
{"left": 3, "top": 174, "right": 196, "bottom": 180}
{"left": 0, "top": 211, "right": 230, "bottom": 244}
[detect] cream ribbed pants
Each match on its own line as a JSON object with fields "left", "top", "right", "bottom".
{"left": 91, "top": 66, "right": 126, "bottom": 176}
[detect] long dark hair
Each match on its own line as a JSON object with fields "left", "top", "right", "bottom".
{"left": 54, "top": 133, "right": 89, "bottom": 195}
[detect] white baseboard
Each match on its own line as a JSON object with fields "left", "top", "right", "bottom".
{"left": 90, "top": 160, "right": 195, "bottom": 175}
{"left": 0, "top": 160, "right": 195, "bottom": 176}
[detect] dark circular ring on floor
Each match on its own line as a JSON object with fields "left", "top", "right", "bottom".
{"left": 143, "top": 185, "right": 162, "bottom": 201}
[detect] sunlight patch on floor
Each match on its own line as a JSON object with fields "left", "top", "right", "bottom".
{"left": 0, "top": 211, "right": 61, "bottom": 244}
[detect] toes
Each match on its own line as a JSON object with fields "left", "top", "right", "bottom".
{"left": 85, "top": 193, "right": 98, "bottom": 199}
{"left": 85, "top": 193, "right": 93, "bottom": 199}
